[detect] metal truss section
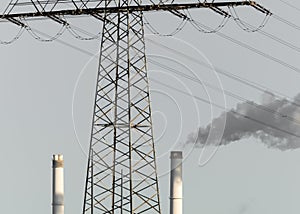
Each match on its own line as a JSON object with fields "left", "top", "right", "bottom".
{"left": 1, "top": 1, "right": 271, "bottom": 21}
{"left": 82, "top": 2, "right": 161, "bottom": 214}
{"left": 2, "top": 0, "right": 113, "bottom": 15}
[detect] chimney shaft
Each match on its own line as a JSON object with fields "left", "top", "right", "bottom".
{"left": 170, "top": 151, "right": 183, "bottom": 214}
{"left": 52, "top": 154, "right": 64, "bottom": 214}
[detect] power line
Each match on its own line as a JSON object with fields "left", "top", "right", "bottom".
{"left": 146, "top": 38, "right": 300, "bottom": 107}
{"left": 21, "top": 16, "right": 300, "bottom": 112}
{"left": 155, "top": 9, "right": 300, "bottom": 102}
{"left": 23, "top": 14, "right": 300, "bottom": 113}
{"left": 148, "top": 57, "right": 300, "bottom": 125}
{"left": 0, "top": 25, "right": 24, "bottom": 45}
{"left": 26, "top": 25, "right": 95, "bottom": 56}
{"left": 3, "top": 3, "right": 300, "bottom": 141}
{"left": 228, "top": 6, "right": 271, "bottom": 32}
{"left": 144, "top": 11, "right": 229, "bottom": 35}
{"left": 4, "top": 0, "right": 300, "bottom": 61}
{"left": 11, "top": 21, "right": 300, "bottom": 139}
{"left": 34, "top": 15, "right": 300, "bottom": 127}
{"left": 151, "top": 78, "right": 300, "bottom": 139}
{"left": 143, "top": 14, "right": 188, "bottom": 37}
{"left": 2, "top": 18, "right": 300, "bottom": 151}
{"left": 227, "top": 9, "right": 300, "bottom": 54}
{"left": 185, "top": 10, "right": 300, "bottom": 75}
{"left": 273, "top": 14, "right": 300, "bottom": 31}
{"left": 271, "top": 0, "right": 300, "bottom": 31}
{"left": 66, "top": 24, "right": 101, "bottom": 40}
{"left": 24, "top": 19, "right": 67, "bottom": 42}
{"left": 3, "top": 0, "right": 300, "bottom": 70}
{"left": 17, "top": 13, "right": 300, "bottom": 114}
{"left": 278, "top": 0, "right": 300, "bottom": 13}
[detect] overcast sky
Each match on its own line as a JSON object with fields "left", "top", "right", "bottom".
{"left": 1, "top": 0, "right": 300, "bottom": 214}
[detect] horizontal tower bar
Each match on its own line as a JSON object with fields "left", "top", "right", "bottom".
{"left": 0, "top": 1, "right": 271, "bottom": 20}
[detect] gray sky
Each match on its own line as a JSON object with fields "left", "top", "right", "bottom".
{"left": 1, "top": 0, "right": 300, "bottom": 214}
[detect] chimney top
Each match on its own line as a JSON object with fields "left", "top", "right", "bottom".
{"left": 170, "top": 151, "right": 182, "bottom": 159}
{"left": 52, "top": 154, "right": 64, "bottom": 168}
{"left": 53, "top": 154, "right": 63, "bottom": 161}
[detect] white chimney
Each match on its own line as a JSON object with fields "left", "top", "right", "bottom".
{"left": 52, "top": 154, "right": 64, "bottom": 214}
{"left": 170, "top": 151, "right": 183, "bottom": 214}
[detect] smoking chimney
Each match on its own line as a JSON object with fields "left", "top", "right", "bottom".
{"left": 52, "top": 154, "right": 64, "bottom": 214}
{"left": 170, "top": 151, "right": 183, "bottom": 214}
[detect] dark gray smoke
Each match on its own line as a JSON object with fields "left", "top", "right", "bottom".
{"left": 186, "top": 92, "right": 300, "bottom": 150}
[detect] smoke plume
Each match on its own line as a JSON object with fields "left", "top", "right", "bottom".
{"left": 186, "top": 92, "right": 300, "bottom": 150}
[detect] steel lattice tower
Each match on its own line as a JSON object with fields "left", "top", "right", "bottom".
{"left": 0, "top": 1, "right": 271, "bottom": 214}
{"left": 83, "top": 5, "right": 161, "bottom": 214}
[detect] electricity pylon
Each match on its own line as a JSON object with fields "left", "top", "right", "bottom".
{"left": 1, "top": 1, "right": 270, "bottom": 213}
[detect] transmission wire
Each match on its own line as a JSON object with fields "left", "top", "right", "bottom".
{"left": 146, "top": 38, "right": 300, "bottom": 108}
{"left": 228, "top": 6, "right": 271, "bottom": 32}
{"left": 144, "top": 15, "right": 188, "bottom": 37}
{"left": 66, "top": 24, "right": 101, "bottom": 40}
{"left": 270, "top": 0, "right": 300, "bottom": 32}
{"left": 30, "top": 12, "right": 300, "bottom": 112}
{"left": 278, "top": 0, "right": 300, "bottom": 13}
{"left": 148, "top": 58, "right": 300, "bottom": 125}
{"left": 21, "top": 14, "right": 299, "bottom": 111}
{"left": 23, "top": 18, "right": 67, "bottom": 42}
{"left": 37, "top": 15, "right": 300, "bottom": 110}
{"left": 2, "top": 2, "right": 300, "bottom": 137}
{"left": 185, "top": 9, "right": 230, "bottom": 34}
{"left": 151, "top": 78, "right": 300, "bottom": 139}
{"left": 24, "top": 24, "right": 96, "bottom": 55}
{"left": 225, "top": 11, "right": 300, "bottom": 54}
{"left": 185, "top": 14, "right": 300, "bottom": 75}
{"left": 0, "top": 25, "right": 24, "bottom": 45}
{"left": 2, "top": 21, "right": 300, "bottom": 141}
